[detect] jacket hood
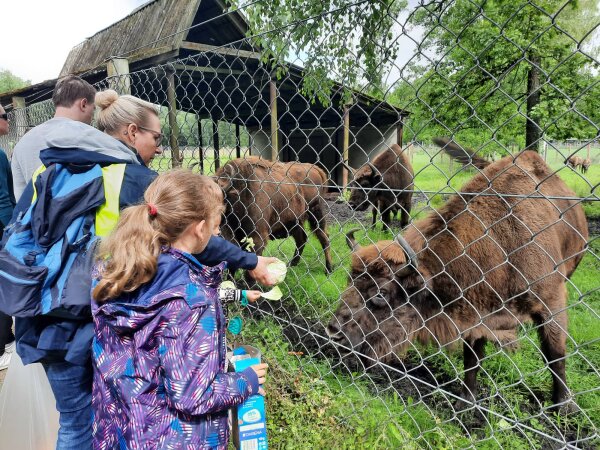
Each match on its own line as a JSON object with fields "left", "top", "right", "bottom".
{"left": 41, "top": 118, "right": 140, "bottom": 164}
{"left": 93, "top": 249, "right": 223, "bottom": 336}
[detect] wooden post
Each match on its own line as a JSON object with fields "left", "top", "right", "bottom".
{"left": 342, "top": 104, "right": 350, "bottom": 191}
{"left": 587, "top": 143, "right": 591, "bottom": 159}
{"left": 197, "top": 115, "right": 204, "bottom": 174}
{"left": 11, "top": 96, "right": 27, "bottom": 144}
{"left": 166, "top": 70, "right": 181, "bottom": 167}
{"left": 213, "top": 118, "right": 220, "bottom": 171}
{"left": 269, "top": 79, "right": 279, "bottom": 161}
{"left": 107, "top": 58, "right": 131, "bottom": 95}
{"left": 235, "top": 123, "right": 241, "bottom": 159}
{"left": 396, "top": 120, "right": 404, "bottom": 148}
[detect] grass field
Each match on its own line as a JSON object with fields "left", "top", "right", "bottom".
{"left": 152, "top": 146, "right": 599, "bottom": 448}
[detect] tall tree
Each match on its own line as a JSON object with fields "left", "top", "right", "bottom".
{"left": 397, "top": 0, "right": 599, "bottom": 152}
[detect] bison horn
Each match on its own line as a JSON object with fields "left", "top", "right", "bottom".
{"left": 395, "top": 234, "right": 418, "bottom": 269}
{"left": 367, "top": 162, "right": 379, "bottom": 177}
{"left": 345, "top": 228, "right": 362, "bottom": 251}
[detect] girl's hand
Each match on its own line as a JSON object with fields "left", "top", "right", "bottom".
{"left": 250, "top": 363, "right": 268, "bottom": 386}
{"left": 245, "top": 290, "right": 261, "bottom": 303}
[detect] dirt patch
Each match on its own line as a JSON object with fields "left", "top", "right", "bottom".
{"left": 587, "top": 217, "right": 600, "bottom": 236}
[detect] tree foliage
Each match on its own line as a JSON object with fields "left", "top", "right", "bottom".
{"left": 228, "top": 0, "right": 406, "bottom": 105}
{"left": 0, "top": 69, "right": 30, "bottom": 95}
{"left": 392, "top": 0, "right": 599, "bottom": 153}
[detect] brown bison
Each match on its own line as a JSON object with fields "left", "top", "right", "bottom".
{"left": 216, "top": 157, "right": 332, "bottom": 273}
{"left": 567, "top": 155, "right": 584, "bottom": 171}
{"left": 327, "top": 149, "right": 588, "bottom": 412}
{"left": 581, "top": 158, "right": 591, "bottom": 174}
{"left": 347, "top": 144, "right": 414, "bottom": 228}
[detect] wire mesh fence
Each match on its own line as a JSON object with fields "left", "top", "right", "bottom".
{"left": 1, "top": 0, "right": 599, "bottom": 448}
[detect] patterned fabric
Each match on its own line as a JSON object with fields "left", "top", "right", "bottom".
{"left": 92, "top": 248, "right": 258, "bottom": 449}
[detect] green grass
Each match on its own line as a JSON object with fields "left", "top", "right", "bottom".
{"left": 155, "top": 146, "right": 599, "bottom": 448}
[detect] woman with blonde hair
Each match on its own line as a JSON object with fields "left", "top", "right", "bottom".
{"left": 95, "top": 89, "right": 163, "bottom": 166}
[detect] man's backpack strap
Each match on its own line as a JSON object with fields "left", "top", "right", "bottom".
{"left": 96, "top": 164, "right": 126, "bottom": 237}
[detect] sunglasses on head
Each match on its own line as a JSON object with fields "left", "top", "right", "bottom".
{"left": 0, "top": 113, "right": 7, "bottom": 121}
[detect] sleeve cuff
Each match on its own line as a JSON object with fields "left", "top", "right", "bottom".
{"left": 241, "top": 367, "right": 260, "bottom": 395}
{"left": 244, "top": 253, "right": 258, "bottom": 270}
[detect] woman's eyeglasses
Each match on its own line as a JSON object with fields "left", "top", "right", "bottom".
{"left": 138, "top": 126, "right": 163, "bottom": 147}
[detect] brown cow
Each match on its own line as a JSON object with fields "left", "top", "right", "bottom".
{"left": 327, "top": 150, "right": 588, "bottom": 413}
{"left": 347, "top": 144, "right": 414, "bottom": 229}
{"left": 216, "top": 157, "right": 332, "bottom": 274}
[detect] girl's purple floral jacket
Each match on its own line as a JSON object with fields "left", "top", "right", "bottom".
{"left": 91, "top": 248, "right": 259, "bottom": 450}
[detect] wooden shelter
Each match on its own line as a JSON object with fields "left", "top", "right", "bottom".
{"left": 0, "top": 0, "right": 408, "bottom": 185}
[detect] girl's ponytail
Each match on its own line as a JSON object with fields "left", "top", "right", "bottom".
{"left": 92, "top": 169, "right": 224, "bottom": 303}
{"left": 93, "top": 204, "right": 166, "bottom": 302}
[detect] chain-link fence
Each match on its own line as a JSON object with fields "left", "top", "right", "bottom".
{"left": 1, "top": 0, "right": 599, "bottom": 448}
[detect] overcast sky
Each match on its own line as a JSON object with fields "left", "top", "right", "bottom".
{"left": 2, "top": 0, "right": 148, "bottom": 84}
{"left": 2, "top": 0, "right": 596, "bottom": 87}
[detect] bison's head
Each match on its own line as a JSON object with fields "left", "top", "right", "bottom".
{"left": 326, "top": 230, "right": 425, "bottom": 363}
{"left": 215, "top": 162, "right": 243, "bottom": 241}
{"left": 347, "top": 163, "right": 382, "bottom": 211}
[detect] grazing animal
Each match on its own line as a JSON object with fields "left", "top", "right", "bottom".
{"left": 347, "top": 144, "right": 414, "bottom": 228}
{"left": 567, "top": 155, "right": 585, "bottom": 171}
{"left": 581, "top": 158, "right": 591, "bottom": 174}
{"left": 216, "top": 157, "right": 332, "bottom": 274}
{"left": 327, "top": 148, "right": 588, "bottom": 412}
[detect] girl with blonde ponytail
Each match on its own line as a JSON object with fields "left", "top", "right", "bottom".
{"left": 91, "top": 169, "right": 267, "bottom": 449}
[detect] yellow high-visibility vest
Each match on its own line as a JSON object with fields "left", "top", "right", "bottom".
{"left": 31, "top": 163, "right": 126, "bottom": 237}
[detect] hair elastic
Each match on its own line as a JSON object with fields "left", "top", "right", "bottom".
{"left": 147, "top": 203, "right": 158, "bottom": 218}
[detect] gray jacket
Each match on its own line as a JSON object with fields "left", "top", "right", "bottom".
{"left": 11, "top": 117, "right": 140, "bottom": 200}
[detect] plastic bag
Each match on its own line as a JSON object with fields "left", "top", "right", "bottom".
{"left": 0, "top": 352, "right": 59, "bottom": 449}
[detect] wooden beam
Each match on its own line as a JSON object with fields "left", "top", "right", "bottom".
{"left": 11, "top": 96, "right": 27, "bottom": 143}
{"left": 173, "top": 63, "right": 244, "bottom": 76}
{"left": 181, "top": 41, "right": 261, "bottom": 60}
{"left": 197, "top": 115, "right": 204, "bottom": 174}
{"left": 396, "top": 121, "right": 403, "bottom": 148}
{"left": 166, "top": 71, "right": 181, "bottom": 168}
{"left": 270, "top": 79, "right": 279, "bottom": 161}
{"left": 342, "top": 104, "right": 350, "bottom": 191}
{"left": 213, "top": 118, "right": 220, "bottom": 171}
{"left": 236, "top": 123, "right": 241, "bottom": 159}
{"left": 212, "top": 0, "right": 249, "bottom": 37}
{"left": 107, "top": 58, "right": 131, "bottom": 95}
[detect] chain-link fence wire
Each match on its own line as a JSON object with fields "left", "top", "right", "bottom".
{"left": 2, "top": 0, "right": 600, "bottom": 447}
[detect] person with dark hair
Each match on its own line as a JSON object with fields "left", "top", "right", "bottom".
{"left": 10, "top": 75, "right": 97, "bottom": 199}
{"left": 0, "top": 104, "right": 16, "bottom": 370}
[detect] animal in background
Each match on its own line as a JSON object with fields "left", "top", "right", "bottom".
{"left": 347, "top": 144, "right": 414, "bottom": 229}
{"left": 216, "top": 157, "right": 332, "bottom": 274}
